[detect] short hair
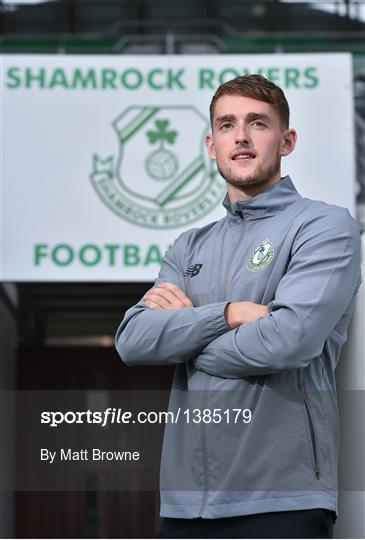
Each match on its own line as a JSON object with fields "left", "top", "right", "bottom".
{"left": 209, "top": 74, "right": 290, "bottom": 129}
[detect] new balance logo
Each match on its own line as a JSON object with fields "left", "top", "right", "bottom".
{"left": 184, "top": 264, "right": 203, "bottom": 277}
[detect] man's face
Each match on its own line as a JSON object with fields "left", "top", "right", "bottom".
{"left": 206, "top": 94, "right": 296, "bottom": 199}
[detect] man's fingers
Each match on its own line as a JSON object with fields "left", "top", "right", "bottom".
{"left": 144, "top": 288, "right": 185, "bottom": 309}
{"left": 158, "top": 282, "right": 194, "bottom": 307}
{"left": 143, "top": 282, "right": 194, "bottom": 309}
{"left": 144, "top": 290, "right": 173, "bottom": 309}
{"left": 144, "top": 299, "right": 162, "bottom": 309}
{"left": 145, "top": 288, "right": 177, "bottom": 306}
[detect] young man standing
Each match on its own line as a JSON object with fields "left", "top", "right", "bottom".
{"left": 115, "top": 75, "right": 361, "bottom": 538}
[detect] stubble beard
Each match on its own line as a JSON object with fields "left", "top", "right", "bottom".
{"left": 217, "top": 155, "right": 281, "bottom": 190}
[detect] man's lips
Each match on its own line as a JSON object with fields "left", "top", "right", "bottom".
{"left": 231, "top": 150, "right": 256, "bottom": 160}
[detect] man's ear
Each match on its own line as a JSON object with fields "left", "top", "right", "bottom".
{"left": 205, "top": 132, "right": 216, "bottom": 160}
{"left": 280, "top": 128, "right": 297, "bottom": 157}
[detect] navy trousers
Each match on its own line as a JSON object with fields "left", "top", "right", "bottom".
{"left": 160, "top": 509, "right": 335, "bottom": 539}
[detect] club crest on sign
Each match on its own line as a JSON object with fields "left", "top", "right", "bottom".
{"left": 90, "top": 106, "right": 225, "bottom": 229}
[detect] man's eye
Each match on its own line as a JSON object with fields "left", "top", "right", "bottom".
{"left": 252, "top": 121, "right": 266, "bottom": 128}
{"left": 220, "top": 123, "right": 233, "bottom": 130}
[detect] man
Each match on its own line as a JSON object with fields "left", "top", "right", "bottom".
{"left": 115, "top": 75, "right": 361, "bottom": 538}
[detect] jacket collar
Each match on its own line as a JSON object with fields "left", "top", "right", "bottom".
{"left": 222, "top": 175, "right": 301, "bottom": 221}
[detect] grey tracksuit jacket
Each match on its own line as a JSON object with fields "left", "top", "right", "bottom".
{"left": 115, "top": 176, "right": 362, "bottom": 519}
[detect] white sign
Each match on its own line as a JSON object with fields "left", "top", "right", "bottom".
{"left": 1, "top": 53, "right": 355, "bottom": 281}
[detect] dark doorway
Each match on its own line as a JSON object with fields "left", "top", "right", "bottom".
{"left": 15, "top": 283, "right": 174, "bottom": 538}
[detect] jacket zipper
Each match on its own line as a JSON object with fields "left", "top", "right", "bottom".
{"left": 197, "top": 375, "right": 211, "bottom": 517}
{"left": 198, "top": 218, "right": 245, "bottom": 517}
{"left": 222, "top": 219, "right": 245, "bottom": 298}
{"left": 299, "top": 383, "right": 320, "bottom": 479}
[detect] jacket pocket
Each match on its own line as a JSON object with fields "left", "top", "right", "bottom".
{"left": 299, "top": 384, "right": 320, "bottom": 479}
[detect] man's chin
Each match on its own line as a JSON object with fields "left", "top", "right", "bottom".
{"left": 226, "top": 176, "right": 268, "bottom": 187}
{"left": 218, "top": 161, "right": 281, "bottom": 188}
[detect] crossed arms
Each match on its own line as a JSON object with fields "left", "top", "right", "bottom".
{"left": 115, "top": 209, "right": 361, "bottom": 379}
{"left": 143, "top": 281, "right": 268, "bottom": 328}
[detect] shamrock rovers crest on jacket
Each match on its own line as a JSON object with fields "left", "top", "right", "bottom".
{"left": 90, "top": 106, "right": 225, "bottom": 229}
{"left": 248, "top": 239, "right": 275, "bottom": 271}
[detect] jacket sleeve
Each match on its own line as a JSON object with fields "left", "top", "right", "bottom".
{"left": 115, "top": 234, "right": 230, "bottom": 366}
{"left": 194, "top": 208, "right": 362, "bottom": 378}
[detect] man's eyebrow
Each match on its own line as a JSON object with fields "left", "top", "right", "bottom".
{"left": 245, "top": 112, "right": 271, "bottom": 124}
{"left": 214, "top": 112, "right": 272, "bottom": 126}
{"left": 214, "top": 114, "right": 236, "bottom": 125}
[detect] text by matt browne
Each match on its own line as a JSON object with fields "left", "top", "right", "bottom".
{"left": 41, "top": 448, "right": 140, "bottom": 464}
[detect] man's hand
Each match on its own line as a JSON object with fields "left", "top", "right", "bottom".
{"left": 225, "top": 301, "right": 268, "bottom": 329}
{"left": 143, "top": 282, "right": 194, "bottom": 310}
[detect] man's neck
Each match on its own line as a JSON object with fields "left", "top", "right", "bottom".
{"left": 227, "top": 173, "right": 281, "bottom": 202}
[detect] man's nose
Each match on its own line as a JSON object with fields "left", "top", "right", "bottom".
{"left": 235, "top": 124, "right": 251, "bottom": 145}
